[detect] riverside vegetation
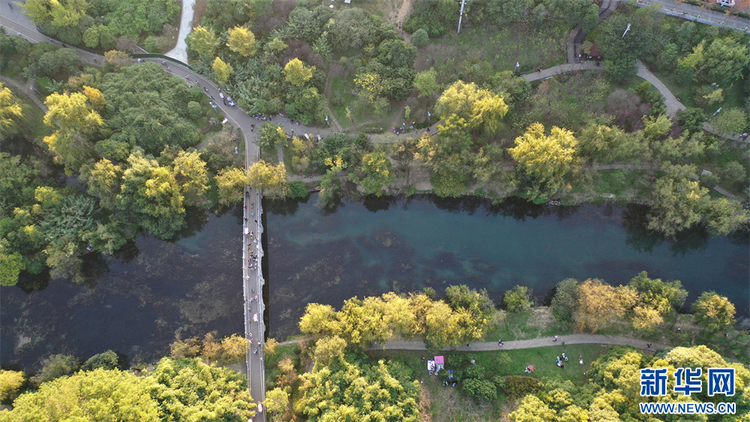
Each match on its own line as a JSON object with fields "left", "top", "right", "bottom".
{"left": 3, "top": 0, "right": 749, "bottom": 287}
{"left": 264, "top": 278, "right": 747, "bottom": 421}
{"left": 0, "top": 334, "right": 256, "bottom": 421}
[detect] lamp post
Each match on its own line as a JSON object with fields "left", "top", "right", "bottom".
{"left": 458, "top": 0, "right": 467, "bottom": 34}
{"left": 621, "top": 23, "right": 631, "bottom": 39}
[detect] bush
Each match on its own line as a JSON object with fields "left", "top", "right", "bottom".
{"left": 503, "top": 285, "right": 533, "bottom": 313}
{"left": 187, "top": 101, "right": 202, "bottom": 120}
{"left": 287, "top": 181, "right": 308, "bottom": 199}
{"left": 720, "top": 161, "right": 746, "bottom": 184}
{"left": 457, "top": 364, "right": 484, "bottom": 382}
{"left": 430, "top": 169, "right": 467, "bottom": 198}
{"left": 503, "top": 375, "right": 542, "bottom": 400}
{"left": 31, "top": 354, "right": 79, "bottom": 386}
{"left": 411, "top": 29, "right": 429, "bottom": 47}
{"left": 462, "top": 378, "right": 497, "bottom": 401}
{"left": 81, "top": 350, "right": 120, "bottom": 371}
{"left": 551, "top": 278, "right": 579, "bottom": 322}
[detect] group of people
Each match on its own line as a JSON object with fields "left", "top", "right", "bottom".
{"left": 392, "top": 121, "right": 417, "bottom": 135}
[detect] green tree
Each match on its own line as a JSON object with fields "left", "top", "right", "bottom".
{"left": 411, "top": 28, "right": 429, "bottom": 47}
{"left": 267, "top": 37, "right": 288, "bottom": 52}
{"left": 215, "top": 167, "right": 247, "bottom": 206}
{"left": 676, "top": 107, "right": 706, "bottom": 135}
{"left": 246, "top": 160, "right": 288, "bottom": 197}
{"left": 510, "top": 123, "right": 577, "bottom": 202}
{"left": 1, "top": 368, "right": 159, "bottom": 422}
{"left": 226, "top": 26, "right": 256, "bottom": 56}
{"left": 463, "top": 378, "right": 497, "bottom": 402}
{"left": 283, "top": 58, "right": 314, "bottom": 87}
{"left": 647, "top": 164, "right": 706, "bottom": 236}
{"left": 187, "top": 26, "right": 220, "bottom": 57}
{"left": 692, "top": 291, "right": 735, "bottom": 331}
{"left": 212, "top": 57, "right": 233, "bottom": 84}
{"left": 258, "top": 123, "right": 287, "bottom": 150}
{"left": 81, "top": 350, "right": 121, "bottom": 371}
{"left": 412, "top": 69, "right": 438, "bottom": 99}
{"left": 710, "top": 108, "right": 748, "bottom": 135}
{"left": 83, "top": 25, "right": 100, "bottom": 48}
{"left": 550, "top": 278, "right": 578, "bottom": 322}
{"left": 503, "top": 285, "right": 533, "bottom": 313}
{"left": 265, "top": 388, "right": 289, "bottom": 422}
{"left": 100, "top": 63, "right": 199, "bottom": 156}
{"left": 351, "top": 151, "right": 393, "bottom": 196}
{"left": 117, "top": 151, "right": 186, "bottom": 239}
{"left": 31, "top": 354, "right": 80, "bottom": 386}
{"left": 698, "top": 37, "right": 750, "bottom": 85}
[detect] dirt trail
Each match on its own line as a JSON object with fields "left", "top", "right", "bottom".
{"left": 396, "top": 0, "right": 413, "bottom": 24}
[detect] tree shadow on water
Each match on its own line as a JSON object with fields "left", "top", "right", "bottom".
{"left": 363, "top": 194, "right": 397, "bottom": 213}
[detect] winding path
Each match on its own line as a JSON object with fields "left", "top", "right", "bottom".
{"left": 164, "top": 0, "right": 197, "bottom": 63}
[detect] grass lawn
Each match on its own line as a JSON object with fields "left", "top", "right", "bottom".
{"left": 418, "top": 22, "right": 568, "bottom": 78}
{"left": 481, "top": 309, "right": 576, "bottom": 342}
{"left": 655, "top": 69, "right": 746, "bottom": 112}
{"left": 369, "top": 344, "right": 612, "bottom": 421}
{"left": 596, "top": 169, "right": 650, "bottom": 197}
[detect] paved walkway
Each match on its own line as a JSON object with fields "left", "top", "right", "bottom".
{"left": 636, "top": 0, "right": 750, "bottom": 34}
{"left": 164, "top": 0, "right": 196, "bottom": 63}
{"left": 635, "top": 60, "right": 684, "bottom": 118}
{"left": 523, "top": 61, "right": 603, "bottom": 82}
{"left": 371, "top": 334, "right": 668, "bottom": 352}
{"left": 0, "top": 75, "right": 47, "bottom": 112}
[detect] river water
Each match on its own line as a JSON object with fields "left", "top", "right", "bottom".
{"left": 0, "top": 208, "right": 244, "bottom": 370}
{"left": 265, "top": 194, "right": 749, "bottom": 340}
{"left": 1, "top": 194, "right": 747, "bottom": 371}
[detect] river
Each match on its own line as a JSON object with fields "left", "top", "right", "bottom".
{"left": 1, "top": 194, "right": 747, "bottom": 371}
{"left": 265, "top": 194, "right": 749, "bottom": 340}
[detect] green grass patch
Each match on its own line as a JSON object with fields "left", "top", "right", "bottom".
{"left": 596, "top": 169, "right": 649, "bottom": 196}
{"left": 482, "top": 309, "right": 576, "bottom": 343}
{"left": 369, "top": 344, "right": 611, "bottom": 418}
{"left": 422, "top": 21, "right": 568, "bottom": 80}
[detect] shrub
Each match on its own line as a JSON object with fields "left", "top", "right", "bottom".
{"left": 503, "top": 285, "right": 533, "bottom": 313}
{"left": 462, "top": 378, "right": 497, "bottom": 401}
{"left": 287, "top": 181, "right": 308, "bottom": 199}
{"left": 411, "top": 29, "right": 429, "bottom": 47}
{"left": 503, "top": 376, "right": 542, "bottom": 400}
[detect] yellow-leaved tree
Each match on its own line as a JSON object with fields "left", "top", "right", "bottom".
{"left": 227, "top": 26, "right": 256, "bottom": 56}
{"left": 246, "top": 160, "right": 288, "bottom": 197}
{"left": 283, "top": 58, "right": 314, "bottom": 87}
{"left": 509, "top": 122, "right": 578, "bottom": 201}
{"left": 212, "top": 57, "right": 233, "bottom": 84}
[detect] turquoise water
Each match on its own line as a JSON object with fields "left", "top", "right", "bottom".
{"left": 266, "top": 194, "right": 749, "bottom": 340}
{"left": 1, "top": 194, "right": 747, "bottom": 371}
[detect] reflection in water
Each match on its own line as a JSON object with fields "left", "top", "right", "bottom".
{"left": 0, "top": 210, "right": 243, "bottom": 372}
{"left": 266, "top": 194, "right": 749, "bottom": 341}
